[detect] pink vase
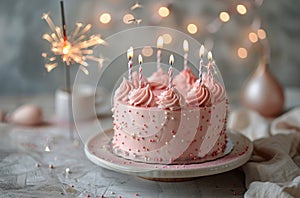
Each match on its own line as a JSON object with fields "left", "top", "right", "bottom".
{"left": 241, "top": 60, "right": 285, "bottom": 118}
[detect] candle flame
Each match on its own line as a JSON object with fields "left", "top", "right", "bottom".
{"left": 157, "top": 36, "right": 163, "bottom": 48}
{"left": 127, "top": 46, "right": 133, "bottom": 60}
{"left": 208, "top": 51, "right": 213, "bottom": 61}
{"left": 169, "top": 54, "right": 174, "bottom": 65}
{"left": 138, "top": 54, "right": 143, "bottom": 64}
{"left": 183, "top": 40, "right": 189, "bottom": 52}
{"left": 199, "top": 45, "right": 205, "bottom": 58}
{"left": 42, "top": 13, "right": 105, "bottom": 74}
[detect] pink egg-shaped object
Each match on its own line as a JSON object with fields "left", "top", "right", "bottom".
{"left": 9, "top": 104, "right": 43, "bottom": 126}
{"left": 0, "top": 110, "right": 5, "bottom": 122}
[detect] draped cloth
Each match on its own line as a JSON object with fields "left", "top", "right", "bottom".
{"left": 228, "top": 108, "right": 300, "bottom": 197}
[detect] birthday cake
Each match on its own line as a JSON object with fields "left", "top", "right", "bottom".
{"left": 111, "top": 49, "right": 228, "bottom": 165}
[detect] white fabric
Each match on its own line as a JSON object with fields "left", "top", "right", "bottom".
{"left": 228, "top": 108, "right": 300, "bottom": 198}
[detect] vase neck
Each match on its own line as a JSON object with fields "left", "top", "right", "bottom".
{"left": 256, "top": 59, "right": 269, "bottom": 75}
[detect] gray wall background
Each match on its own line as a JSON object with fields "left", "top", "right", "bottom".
{"left": 0, "top": 0, "right": 299, "bottom": 95}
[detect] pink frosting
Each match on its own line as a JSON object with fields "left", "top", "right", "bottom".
{"left": 148, "top": 68, "right": 168, "bottom": 90}
{"left": 209, "top": 81, "right": 226, "bottom": 103}
{"left": 173, "top": 68, "right": 197, "bottom": 97}
{"left": 114, "top": 77, "right": 133, "bottom": 102}
{"left": 173, "top": 75, "right": 191, "bottom": 97}
{"left": 186, "top": 84, "right": 212, "bottom": 107}
{"left": 180, "top": 68, "right": 197, "bottom": 84}
{"left": 157, "top": 88, "right": 182, "bottom": 110}
{"left": 132, "top": 71, "right": 148, "bottom": 88}
{"left": 194, "top": 73, "right": 225, "bottom": 103}
{"left": 128, "top": 84, "right": 154, "bottom": 107}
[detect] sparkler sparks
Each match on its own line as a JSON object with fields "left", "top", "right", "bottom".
{"left": 128, "top": 18, "right": 142, "bottom": 25}
{"left": 130, "top": 2, "right": 143, "bottom": 10}
{"left": 41, "top": 13, "right": 106, "bottom": 74}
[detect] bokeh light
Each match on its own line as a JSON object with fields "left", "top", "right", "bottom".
{"left": 238, "top": 48, "right": 248, "bottom": 59}
{"left": 99, "top": 13, "right": 111, "bottom": 24}
{"left": 162, "top": 33, "right": 172, "bottom": 44}
{"left": 142, "top": 46, "right": 153, "bottom": 57}
{"left": 249, "top": 32, "right": 258, "bottom": 43}
{"left": 219, "top": 12, "right": 230, "bottom": 22}
{"left": 187, "top": 23, "right": 198, "bottom": 34}
{"left": 257, "top": 29, "right": 267, "bottom": 39}
{"left": 158, "top": 6, "right": 170, "bottom": 18}
{"left": 123, "top": 13, "right": 134, "bottom": 24}
{"left": 236, "top": 4, "right": 247, "bottom": 15}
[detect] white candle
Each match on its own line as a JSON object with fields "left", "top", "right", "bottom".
{"left": 138, "top": 54, "right": 143, "bottom": 88}
{"left": 207, "top": 51, "right": 213, "bottom": 84}
{"left": 199, "top": 45, "right": 205, "bottom": 85}
{"left": 127, "top": 46, "right": 133, "bottom": 82}
{"left": 157, "top": 36, "right": 163, "bottom": 70}
{"left": 183, "top": 40, "right": 189, "bottom": 70}
{"left": 168, "top": 54, "right": 174, "bottom": 89}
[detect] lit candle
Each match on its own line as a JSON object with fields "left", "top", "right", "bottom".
{"left": 157, "top": 36, "right": 163, "bottom": 70}
{"left": 199, "top": 45, "right": 205, "bottom": 85}
{"left": 168, "top": 54, "right": 174, "bottom": 89}
{"left": 207, "top": 51, "right": 213, "bottom": 84}
{"left": 183, "top": 40, "right": 189, "bottom": 70}
{"left": 138, "top": 54, "right": 143, "bottom": 88}
{"left": 127, "top": 46, "right": 133, "bottom": 82}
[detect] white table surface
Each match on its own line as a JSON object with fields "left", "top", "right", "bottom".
{"left": 0, "top": 87, "right": 299, "bottom": 198}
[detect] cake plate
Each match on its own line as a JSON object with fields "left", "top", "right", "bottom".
{"left": 84, "top": 129, "right": 253, "bottom": 180}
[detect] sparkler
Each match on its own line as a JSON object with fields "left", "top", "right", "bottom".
{"left": 42, "top": 1, "right": 105, "bottom": 140}
{"left": 41, "top": 10, "right": 105, "bottom": 74}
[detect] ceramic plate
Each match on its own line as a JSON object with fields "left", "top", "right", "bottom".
{"left": 85, "top": 129, "right": 253, "bottom": 179}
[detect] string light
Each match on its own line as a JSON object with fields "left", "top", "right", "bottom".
{"left": 187, "top": 23, "right": 198, "bottom": 34}
{"left": 219, "top": 12, "right": 230, "bottom": 22}
{"left": 99, "top": 13, "right": 111, "bottom": 24}
{"left": 158, "top": 6, "right": 170, "bottom": 17}
{"left": 257, "top": 29, "right": 266, "bottom": 39}
{"left": 238, "top": 48, "right": 248, "bottom": 59}
{"left": 248, "top": 32, "right": 258, "bottom": 43}
{"left": 236, "top": 4, "right": 247, "bottom": 15}
{"left": 162, "top": 33, "right": 172, "bottom": 44}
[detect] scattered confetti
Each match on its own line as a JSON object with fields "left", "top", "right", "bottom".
{"left": 66, "top": 167, "right": 71, "bottom": 174}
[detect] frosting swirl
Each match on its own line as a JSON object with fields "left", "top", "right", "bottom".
{"left": 173, "top": 74, "right": 191, "bottom": 97}
{"left": 186, "top": 84, "right": 212, "bottom": 107}
{"left": 128, "top": 84, "right": 154, "bottom": 107}
{"left": 132, "top": 71, "right": 148, "bottom": 88}
{"left": 209, "top": 81, "right": 225, "bottom": 103}
{"left": 148, "top": 68, "right": 168, "bottom": 90}
{"left": 180, "top": 68, "right": 197, "bottom": 84}
{"left": 114, "top": 77, "right": 133, "bottom": 102}
{"left": 157, "top": 88, "right": 182, "bottom": 110}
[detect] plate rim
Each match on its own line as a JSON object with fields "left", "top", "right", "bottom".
{"left": 84, "top": 129, "right": 253, "bottom": 178}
